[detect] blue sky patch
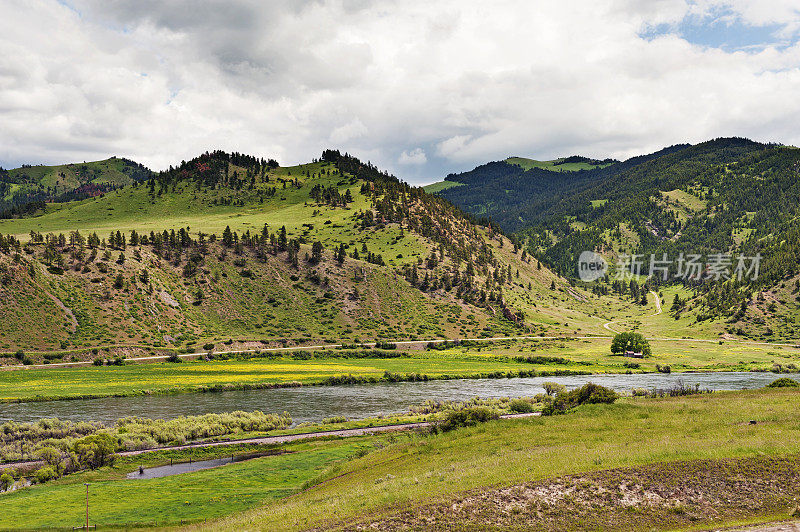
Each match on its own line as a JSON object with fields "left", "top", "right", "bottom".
{"left": 640, "top": 7, "right": 797, "bottom": 52}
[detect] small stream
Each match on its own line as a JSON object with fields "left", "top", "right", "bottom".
{"left": 126, "top": 452, "right": 271, "bottom": 480}
{"left": 0, "top": 371, "right": 787, "bottom": 425}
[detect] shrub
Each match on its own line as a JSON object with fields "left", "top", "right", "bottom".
{"left": 203, "top": 343, "right": 215, "bottom": 351}
{"left": 509, "top": 398, "right": 537, "bottom": 413}
{"left": 656, "top": 364, "right": 672, "bottom": 374}
{"left": 0, "top": 472, "right": 13, "bottom": 492}
{"left": 35, "top": 446, "right": 62, "bottom": 470}
{"left": 93, "top": 358, "right": 103, "bottom": 366}
{"left": 34, "top": 466, "right": 56, "bottom": 484}
{"left": 766, "top": 377, "right": 800, "bottom": 388}
{"left": 542, "top": 382, "right": 566, "bottom": 397}
{"left": 322, "top": 416, "right": 347, "bottom": 424}
{"left": 13, "top": 349, "right": 24, "bottom": 361}
{"left": 166, "top": 353, "right": 182, "bottom": 363}
{"left": 636, "top": 382, "right": 711, "bottom": 397}
{"left": 437, "top": 406, "right": 499, "bottom": 432}
{"left": 375, "top": 342, "right": 397, "bottom": 350}
{"left": 542, "top": 383, "right": 619, "bottom": 416}
{"left": 70, "top": 433, "right": 117, "bottom": 469}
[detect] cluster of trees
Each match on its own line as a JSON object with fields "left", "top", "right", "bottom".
{"left": 309, "top": 184, "right": 353, "bottom": 206}
{"left": 0, "top": 200, "right": 46, "bottom": 219}
{"left": 0, "top": 233, "right": 22, "bottom": 255}
{"left": 146, "top": 150, "right": 279, "bottom": 195}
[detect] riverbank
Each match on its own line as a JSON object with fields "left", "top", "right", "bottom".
{"left": 1, "top": 338, "right": 798, "bottom": 404}
{"left": 206, "top": 387, "right": 800, "bottom": 531}
{"left": 3, "top": 388, "right": 799, "bottom": 530}
{"left": 0, "top": 389, "right": 800, "bottom": 530}
{"left": 0, "top": 412, "right": 539, "bottom": 473}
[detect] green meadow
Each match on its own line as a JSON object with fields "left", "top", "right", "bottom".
{"left": 505, "top": 156, "right": 613, "bottom": 172}
{"left": 0, "top": 352, "right": 598, "bottom": 402}
{"left": 0, "top": 438, "right": 368, "bottom": 529}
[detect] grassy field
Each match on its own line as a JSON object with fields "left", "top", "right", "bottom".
{"left": 1, "top": 337, "right": 798, "bottom": 402}
{"left": 209, "top": 387, "right": 800, "bottom": 530}
{"left": 0, "top": 438, "right": 369, "bottom": 529}
{"left": 0, "top": 352, "right": 602, "bottom": 402}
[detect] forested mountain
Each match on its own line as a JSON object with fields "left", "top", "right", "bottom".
{"left": 433, "top": 138, "right": 800, "bottom": 338}
{"left": 0, "top": 157, "right": 152, "bottom": 217}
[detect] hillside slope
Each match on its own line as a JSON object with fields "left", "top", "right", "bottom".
{"left": 0, "top": 150, "right": 630, "bottom": 357}
{"left": 433, "top": 138, "right": 800, "bottom": 340}
{"left": 0, "top": 157, "right": 152, "bottom": 216}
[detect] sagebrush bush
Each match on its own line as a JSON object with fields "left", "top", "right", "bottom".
{"left": 0, "top": 411, "right": 291, "bottom": 462}
{"left": 766, "top": 377, "right": 799, "bottom": 388}
{"left": 508, "top": 398, "right": 537, "bottom": 413}
{"left": 542, "top": 383, "right": 619, "bottom": 416}
{"left": 437, "top": 407, "right": 499, "bottom": 432}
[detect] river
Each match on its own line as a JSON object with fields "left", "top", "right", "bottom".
{"left": 0, "top": 371, "right": 786, "bottom": 425}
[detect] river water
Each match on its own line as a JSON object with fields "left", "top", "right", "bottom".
{"left": 0, "top": 371, "right": 787, "bottom": 425}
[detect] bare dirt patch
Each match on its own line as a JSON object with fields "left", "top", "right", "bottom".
{"left": 341, "top": 454, "right": 800, "bottom": 531}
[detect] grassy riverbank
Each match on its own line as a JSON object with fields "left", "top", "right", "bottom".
{"left": 1, "top": 387, "right": 798, "bottom": 529}
{"left": 1, "top": 338, "right": 799, "bottom": 402}
{"left": 210, "top": 387, "right": 800, "bottom": 531}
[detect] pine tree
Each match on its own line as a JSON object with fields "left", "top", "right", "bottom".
{"left": 311, "top": 241, "right": 323, "bottom": 264}
{"left": 222, "top": 226, "right": 234, "bottom": 248}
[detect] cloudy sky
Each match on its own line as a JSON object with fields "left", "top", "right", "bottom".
{"left": 1, "top": 0, "right": 799, "bottom": 184}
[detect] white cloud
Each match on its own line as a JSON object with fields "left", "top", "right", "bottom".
{"left": 398, "top": 147, "right": 427, "bottom": 165}
{"left": 329, "top": 118, "right": 368, "bottom": 144}
{"left": 0, "top": 0, "right": 799, "bottom": 183}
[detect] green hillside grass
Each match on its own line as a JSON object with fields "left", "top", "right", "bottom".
{"left": 7, "top": 157, "right": 141, "bottom": 190}
{"left": 1, "top": 157, "right": 152, "bottom": 211}
{"left": 505, "top": 156, "right": 611, "bottom": 172}
{"left": 422, "top": 180, "right": 463, "bottom": 193}
{"left": 210, "top": 387, "right": 800, "bottom": 530}
{"left": 1, "top": 152, "right": 595, "bottom": 354}
{"left": 437, "top": 139, "right": 800, "bottom": 342}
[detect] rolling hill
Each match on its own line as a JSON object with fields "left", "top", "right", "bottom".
{"left": 0, "top": 150, "right": 632, "bottom": 358}
{"left": 0, "top": 157, "right": 152, "bottom": 217}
